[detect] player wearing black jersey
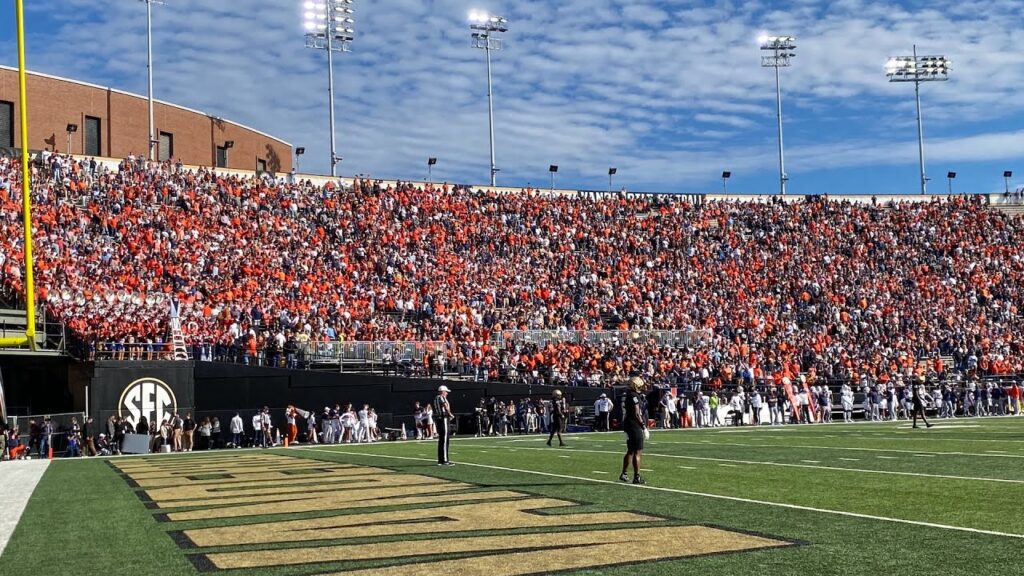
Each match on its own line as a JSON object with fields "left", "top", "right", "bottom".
{"left": 547, "top": 390, "right": 567, "bottom": 447}
{"left": 620, "top": 377, "right": 649, "bottom": 484}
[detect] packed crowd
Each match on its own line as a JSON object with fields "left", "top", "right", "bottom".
{"left": 2, "top": 153, "right": 1023, "bottom": 390}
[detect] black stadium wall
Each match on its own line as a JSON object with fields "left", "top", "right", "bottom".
{"left": 84, "top": 360, "right": 605, "bottom": 433}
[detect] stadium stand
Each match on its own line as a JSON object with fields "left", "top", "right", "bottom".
{"left": 1, "top": 153, "right": 1021, "bottom": 389}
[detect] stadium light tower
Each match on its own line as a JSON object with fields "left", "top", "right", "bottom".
{"left": 760, "top": 35, "right": 795, "bottom": 196}
{"left": 469, "top": 11, "right": 508, "bottom": 187}
{"left": 304, "top": 0, "right": 355, "bottom": 177}
{"left": 1005, "top": 171, "right": 1013, "bottom": 194}
{"left": 141, "top": 0, "right": 164, "bottom": 162}
{"left": 886, "top": 46, "right": 950, "bottom": 195}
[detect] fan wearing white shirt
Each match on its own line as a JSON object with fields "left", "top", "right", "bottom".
{"left": 251, "top": 412, "right": 264, "bottom": 448}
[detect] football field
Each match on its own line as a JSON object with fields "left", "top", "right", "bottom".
{"left": 3, "top": 417, "right": 1024, "bottom": 575}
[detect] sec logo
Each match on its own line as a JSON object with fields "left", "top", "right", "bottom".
{"left": 118, "top": 378, "right": 178, "bottom": 429}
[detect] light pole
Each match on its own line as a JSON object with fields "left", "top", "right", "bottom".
{"left": 722, "top": 171, "right": 731, "bottom": 194}
{"left": 947, "top": 171, "right": 956, "bottom": 194}
{"left": 886, "top": 47, "right": 950, "bottom": 195}
{"left": 549, "top": 165, "right": 558, "bottom": 192}
{"left": 1004, "top": 171, "right": 1013, "bottom": 194}
{"left": 295, "top": 147, "right": 305, "bottom": 173}
{"left": 65, "top": 123, "right": 78, "bottom": 155}
{"left": 141, "top": 0, "right": 163, "bottom": 161}
{"left": 428, "top": 157, "right": 437, "bottom": 183}
{"left": 608, "top": 167, "right": 617, "bottom": 194}
{"left": 304, "top": 0, "right": 355, "bottom": 177}
{"left": 470, "top": 11, "right": 507, "bottom": 187}
{"left": 760, "top": 35, "right": 795, "bottom": 196}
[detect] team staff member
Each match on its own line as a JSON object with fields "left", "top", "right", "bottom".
{"left": 912, "top": 378, "right": 934, "bottom": 429}
{"left": 620, "top": 377, "right": 649, "bottom": 485}
{"left": 594, "top": 393, "right": 612, "bottom": 432}
{"left": 434, "top": 385, "right": 455, "bottom": 465}
{"left": 547, "top": 390, "right": 568, "bottom": 447}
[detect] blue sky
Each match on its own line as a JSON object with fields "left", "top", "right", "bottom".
{"left": 2, "top": 0, "right": 1024, "bottom": 195}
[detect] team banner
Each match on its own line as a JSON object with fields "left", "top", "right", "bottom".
{"left": 90, "top": 362, "right": 195, "bottom": 429}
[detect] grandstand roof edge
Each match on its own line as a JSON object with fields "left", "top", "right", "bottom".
{"left": 0, "top": 65, "right": 291, "bottom": 148}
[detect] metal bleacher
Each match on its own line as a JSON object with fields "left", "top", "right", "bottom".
{"left": 0, "top": 308, "right": 65, "bottom": 355}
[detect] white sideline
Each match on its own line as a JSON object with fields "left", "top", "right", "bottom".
{"left": 470, "top": 445, "right": 1024, "bottom": 485}
{"left": 296, "top": 447, "right": 1024, "bottom": 540}
{"left": 0, "top": 459, "right": 50, "bottom": 558}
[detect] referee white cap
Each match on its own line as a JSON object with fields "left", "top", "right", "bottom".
{"left": 438, "top": 385, "right": 451, "bottom": 393}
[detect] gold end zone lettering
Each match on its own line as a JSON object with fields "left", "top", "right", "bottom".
{"left": 204, "top": 526, "right": 790, "bottom": 574}
{"left": 115, "top": 455, "right": 795, "bottom": 574}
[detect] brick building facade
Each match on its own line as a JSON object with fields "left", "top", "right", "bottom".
{"left": 0, "top": 66, "right": 291, "bottom": 173}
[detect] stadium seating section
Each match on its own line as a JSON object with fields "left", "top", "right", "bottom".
{"left": 1, "top": 153, "right": 1020, "bottom": 388}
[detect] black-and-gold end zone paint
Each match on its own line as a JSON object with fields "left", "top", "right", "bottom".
{"left": 110, "top": 453, "right": 798, "bottom": 575}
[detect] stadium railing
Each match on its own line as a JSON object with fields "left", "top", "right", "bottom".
{"left": 492, "top": 329, "right": 711, "bottom": 348}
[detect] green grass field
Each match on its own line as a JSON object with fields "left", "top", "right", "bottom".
{"left": 4, "top": 416, "right": 1024, "bottom": 575}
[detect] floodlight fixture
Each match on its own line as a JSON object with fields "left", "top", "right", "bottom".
{"left": 141, "top": 0, "right": 165, "bottom": 162}
{"left": 427, "top": 157, "right": 437, "bottom": 182}
{"left": 722, "top": 171, "right": 731, "bottom": 194}
{"left": 549, "top": 164, "right": 558, "bottom": 191}
{"left": 886, "top": 45, "right": 951, "bottom": 194}
{"left": 1005, "top": 171, "right": 1014, "bottom": 194}
{"left": 224, "top": 140, "right": 234, "bottom": 149}
{"left": 295, "top": 147, "right": 305, "bottom": 173}
{"left": 469, "top": 11, "right": 509, "bottom": 186}
{"left": 947, "top": 171, "right": 956, "bottom": 194}
{"left": 296, "top": 147, "right": 306, "bottom": 155}
{"left": 761, "top": 34, "right": 796, "bottom": 196}
{"left": 66, "top": 123, "right": 78, "bottom": 155}
{"left": 304, "top": 0, "right": 356, "bottom": 177}
{"left": 608, "top": 167, "right": 617, "bottom": 193}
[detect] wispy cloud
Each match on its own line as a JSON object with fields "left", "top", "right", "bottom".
{"left": 1, "top": 0, "right": 1023, "bottom": 194}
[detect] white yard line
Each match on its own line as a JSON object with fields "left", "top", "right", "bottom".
{"left": 297, "top": 447, "right": 1024, "bottom": 541}
{"left": 651, "top": 439, "right": 1024, "bottom": 459}
{"left": 0, "top": 460, "right": 50, "bottom": 558}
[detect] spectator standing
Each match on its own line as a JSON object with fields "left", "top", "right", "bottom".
{"left": 230, "top": 412, "right": 244, "bottom": 448}
{"left": 182, "top": 413, "right": 196, "bottom": 452}
{"left": 82, "top": 416, "right": 96, "bottom": 457}
{"left": 39, "top": 416, "right": 53, "bottom": 458}
{"left": 251, "top": 411, "right": 264, "bottom": 447}
{"left": 750, "top": 389, "right": 762, "bottom": 426}
{"left": 210, "top": 417, "right": 221, "bottom": 449}
{"left": 306, "top": 410, "right": 318, "bottom": 444}
{"left": 171, "top": 413, "right": 184, "bottom": 452}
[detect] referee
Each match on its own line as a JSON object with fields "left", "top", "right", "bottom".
{"left": 620, "top": 377, "right": 649, "bottom": 485}
{"left": 433, "top": 385, "right": 455, "bottom": 465}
